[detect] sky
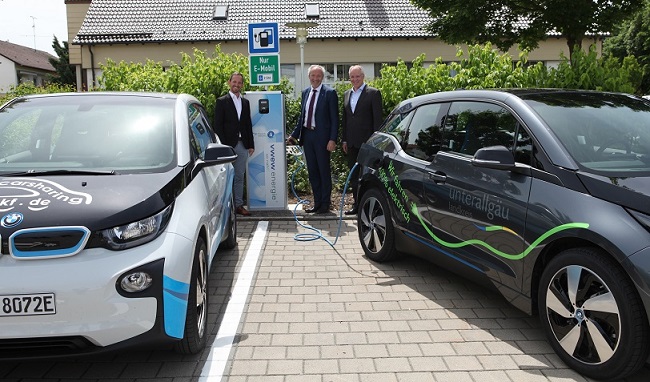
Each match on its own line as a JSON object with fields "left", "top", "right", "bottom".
{"left": 0, "top": 0, "right": 68, "bottom": 55}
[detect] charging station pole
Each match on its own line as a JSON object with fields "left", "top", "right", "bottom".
{"left": 244, "top": 91, "right": 287, "bottom": 210}
{"left": 245, "top": 22, "right": 287, "bottom": 210}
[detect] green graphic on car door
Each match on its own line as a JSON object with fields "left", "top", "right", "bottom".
{"left": 379, "top": 161, "right": 589, "bottom": 261}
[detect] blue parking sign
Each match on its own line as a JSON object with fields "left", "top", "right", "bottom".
{"left": 248, "top": 22, "right": 280, "bottom": 54}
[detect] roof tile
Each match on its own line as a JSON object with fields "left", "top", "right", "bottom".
{"left": 74, "top": 0, "right": 434, "bottom": 44}
{"left": 0, "top": 41, "right": 56, "bottom": 72}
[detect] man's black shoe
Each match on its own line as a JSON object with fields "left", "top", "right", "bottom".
{"left": 344, "top": 208, "right": 358, "bottom": 216}
{"left": 305, "top": 205, "right": 321, "bottom": 213}
{"left": 315, "top": 206, "right": 330, "bottom": 214}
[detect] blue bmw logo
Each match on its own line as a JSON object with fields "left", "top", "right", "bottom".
{"left": 1, "top": 212, "right": 24, "bottom": 228}
{"left": 267, "top": 131, "right": 275, "bottom": 138}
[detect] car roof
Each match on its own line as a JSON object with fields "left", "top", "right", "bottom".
{"left": 390, "top": 88, "right": 636, "bottom": 114}
{"left": 15, "top": 91, "right": 181, "bottom": 100}
{"left": 2, "top": 91, "right": 202, "bottom": 110}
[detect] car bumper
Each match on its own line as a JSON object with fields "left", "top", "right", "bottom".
{"left": 0, "top": 230, "right": 194, "bottom": 353}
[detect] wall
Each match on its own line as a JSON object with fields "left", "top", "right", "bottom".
{"left": 72, "top": 36, "right": 601, "bottom": 91}
{"left": 0, "top": 55, "right": 18, "bottom": 94}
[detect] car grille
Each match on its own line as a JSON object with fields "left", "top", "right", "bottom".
{"left": 8, "top": 227, "right": 90, "bottom": 259}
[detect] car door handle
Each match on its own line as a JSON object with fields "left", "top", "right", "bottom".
{"left": 428, "top": 171, "right": 447, "bottom": 183}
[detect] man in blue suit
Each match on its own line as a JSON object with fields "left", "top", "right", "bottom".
{"left": 288, "top": 65, "right": 339, "bottom": 214}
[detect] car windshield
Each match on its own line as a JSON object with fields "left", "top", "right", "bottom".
{"left": 523, "top": 92, "right": 650, "bottom": 175}
{"left": 0, "top": 95, "right": 176, "bottom": 174}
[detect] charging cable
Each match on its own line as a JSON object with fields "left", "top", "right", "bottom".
{"left": 286, "top": 144, "right": 356, "bottom": 246}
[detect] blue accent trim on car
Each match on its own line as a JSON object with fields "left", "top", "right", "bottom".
{"left": 9, "top": 226, "right": 90, "bottom": 259}
{"left": 163, "top": 275, "right": 190, "bottom": 338}
{"left": 403, "top": 231, "right": 483, "bottom": 273}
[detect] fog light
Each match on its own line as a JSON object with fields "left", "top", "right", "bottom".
{"left": 120, "top": 272, "right": 153, "bottom": 293}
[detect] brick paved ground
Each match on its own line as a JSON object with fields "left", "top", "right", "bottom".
{"left": 218, "top": 219, "right": 650, "bottom": 382}
{"left": 1, "top": 218, "right": 649, "bottom": 381}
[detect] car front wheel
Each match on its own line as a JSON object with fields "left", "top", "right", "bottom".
{"left": 538, "top": 248, "right": 649, "bottom": 380}
{"left": 357, "top": 188, "right": 398, "bottom": 262}
{"left": 174, "top": 237, "right": 209, "bottom": 354}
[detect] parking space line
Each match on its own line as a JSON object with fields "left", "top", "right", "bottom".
{"left": 199, "top": 220, "right": 268, "bottom": 381}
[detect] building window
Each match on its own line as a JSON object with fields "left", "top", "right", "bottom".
{"left": 321, "top": 64, "right": 335, "bottom": 83}
{"left": 280, "top": 64, "right": 295, "bottom": 84}
{"left": 336, "top": 64, "right": 353, "bottom": 81}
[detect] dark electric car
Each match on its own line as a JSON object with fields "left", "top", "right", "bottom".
{"left": 355, "top": 89, "right": 650, "bottom": 379}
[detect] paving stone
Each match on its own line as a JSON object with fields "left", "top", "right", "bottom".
{"left": 5, "top": 219, "right": 650, "bottom": 382}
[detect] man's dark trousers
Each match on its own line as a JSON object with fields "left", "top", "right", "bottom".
{"left": 301, "top": 128, "right": 331, "bottom": 210}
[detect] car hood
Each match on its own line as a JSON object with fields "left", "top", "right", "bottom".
{"left": 0, "top": 169, "right": 186, "bottom": 233}
{"left": 577, "top": 171, "right": 650, "bottom": 215}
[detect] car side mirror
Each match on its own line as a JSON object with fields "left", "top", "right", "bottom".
{"left": 204, "top": 143, "right": 237, "bottom": 164}
{"left": 471, "top": 145, "right": 515, "bottom": 170}
{"left": 192, "top": 143, "right": 237, "bottom": 178}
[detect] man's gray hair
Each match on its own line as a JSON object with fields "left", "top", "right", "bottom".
{"left": 349, "top": 65, "right": 365, "bottom": 76}
{"left": 308, "top": 64, "right": 326, "bottom": 76}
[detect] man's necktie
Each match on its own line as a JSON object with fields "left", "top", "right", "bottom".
{"left": 306, "top": 88, "right": 317, "bottom": 129}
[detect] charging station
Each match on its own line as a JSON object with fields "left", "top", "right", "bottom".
{"left": 244, "top": 91, "right": 287, "bottom": 210}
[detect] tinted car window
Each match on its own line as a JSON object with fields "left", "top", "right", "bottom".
{"left": 188, "top": 103, "right": 215, "bottom": 160}
{"left": 514, "top": 128, "right": 533, "bottom": 165}
{"left": 443, "top": 101, "right": 517, "bottom": 156}
{"left": 404, "top": 103, "right": 445, "bottom": 161}
{"left": 381, "top": 109, "right": 414, "bottom": 144}
{"left": 523, "top": 93, "right": 650, "bottom": 175}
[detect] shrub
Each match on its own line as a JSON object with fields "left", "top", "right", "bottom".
{"left": 0, "top": 82, "right": 74, "bottom": 105}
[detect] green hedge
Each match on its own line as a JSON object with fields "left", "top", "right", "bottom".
{"left": 3, "top": 43, "right": 643, "bottom": 194}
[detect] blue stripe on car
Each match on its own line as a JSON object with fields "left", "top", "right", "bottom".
{"left": 163, "top": 275, "right": 190, "bottom": 338}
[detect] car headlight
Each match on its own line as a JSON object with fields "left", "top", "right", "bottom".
{"left": 101, "top": 204, "right": 173, "bottom": 250}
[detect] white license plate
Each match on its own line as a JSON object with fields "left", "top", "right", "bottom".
{"left": 0, "top": 293, "right": 56, "bottom": 317}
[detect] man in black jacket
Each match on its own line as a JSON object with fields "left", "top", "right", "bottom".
{"left": 214, "top": 72, "right": 255, "bottom": 216}
{"left": 342, "top": 65, "right": 383, "bottom": 215}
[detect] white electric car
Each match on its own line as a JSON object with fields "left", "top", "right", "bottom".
{"left": 0, "top": 92, "right": 237, "bottom": 358}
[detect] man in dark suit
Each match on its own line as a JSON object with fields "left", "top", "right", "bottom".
{"left": 214, "top": 72, "right": 255, "bottom": 216}
{"left": 342, "top": 65, "right": 383, "bottom": 215}
{"left": 287, "top": 65, "right": 339, "bottom": 214}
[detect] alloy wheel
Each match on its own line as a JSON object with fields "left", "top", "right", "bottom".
{"left": 545, "top": 264, "right": 621, "bottom": 365}
{"left": 360, "top": 195, "right": 387, "bottom": 254}
{"left": 195, "top": 246, "right": 208, "bottom": 338}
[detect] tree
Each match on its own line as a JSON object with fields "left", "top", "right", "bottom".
{"left": 604, "top": 0, "right": 650, "bottom": 94}
{"left": 48, "top": 36, "right": 76, "bottom": 86}
{"left": 410, "top": 0, "right": 644, "bottom": 59}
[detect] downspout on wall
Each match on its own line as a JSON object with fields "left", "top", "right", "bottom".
{"left": 88, "top": 44, "right": 95, "bottom": 89}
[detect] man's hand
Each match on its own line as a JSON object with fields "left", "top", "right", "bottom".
{"left": 327, "top": 140, "right": 336, "bottom": 152}
{"left": 342, "top": 142, "right": 348, "bottom": 154}
{"left": 286, "top": 136, "right": 297, "bottom": 145}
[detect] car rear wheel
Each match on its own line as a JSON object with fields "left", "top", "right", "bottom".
{"left": 220, "top": 194, "right": 237, "bottom": 250}
{"left": 174, "top": 237, "right": 209, "bottom": 354}
{"left": 538, "top": 248, "right": 649, "bottom": 380}
{"left": 358, "top": 188, "right": 398, "bottom": 262}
